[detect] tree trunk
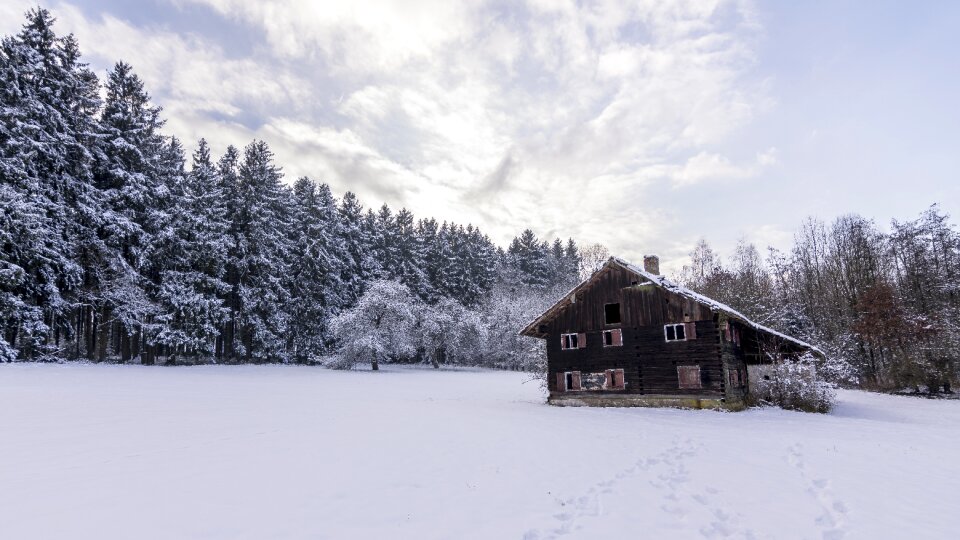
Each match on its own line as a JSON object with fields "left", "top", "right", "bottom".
{"left": 371, "top": 351, "right": 379, "bottom": 371}
{"left": 120, "top": 329, "right": 131, "bottom": 363}
{"left": 133, "top": 328, "right": 141, "bottom": 362}
{"left": 96, "top": 305, "right": 111, "bottom": 362}
{"left": 87, "top": 307, "right": 97, "bottom": 361}
{"left": 431, "top": 348, "right": 440, "bottom": 369}
{"left": 74, "top": 307, "right": 82, "bottom": 360}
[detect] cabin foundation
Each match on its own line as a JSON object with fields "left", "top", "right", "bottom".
{"left": 547, "top": 393, "right": 745, "bottom": 411}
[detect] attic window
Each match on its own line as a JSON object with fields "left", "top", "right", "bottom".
{"left": 664, "top": 323, "right": 686, "bottom": 342}
{"left": 561, "top": 333, "right": 585, "bottom": 350}
{"left": 604, "top": 303, "right": 621, "bottom": 325}
{"left": 602, "top": 329, "right": 623, "bottom": 347}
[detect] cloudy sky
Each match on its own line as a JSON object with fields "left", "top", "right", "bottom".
{"left": 3, "top": 0, "right": 958, "bottom": 271}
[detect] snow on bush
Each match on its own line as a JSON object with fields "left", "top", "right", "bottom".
{"left": 752, "top": 353, "right": 837, "bottom": 413}
{"left": 327, "top": 280, "right": 417, "bottom": 370}
{"left": 325, "top": 278, "right": 550, "bottom": 372}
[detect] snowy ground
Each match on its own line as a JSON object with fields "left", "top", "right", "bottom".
{"left": 1, "top": 364, "right": 958, "bottom": 540}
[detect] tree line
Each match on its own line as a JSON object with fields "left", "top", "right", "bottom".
{"left": 678, "top": 207, "right": 960, "bottom": 393}
{"left": 0, "top": 9, "right": 579, "bottom": 368}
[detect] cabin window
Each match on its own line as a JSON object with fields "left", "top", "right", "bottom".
{"left": 605, "top": 369, "right": 625, "bottom": 390}
{"left": 677, "top": 365, "right": 701, "bottom": 389}
{"left": 604, "top": 303, "right": 621, "bottom": 325}
{"left": 560, "top": 333, "right": 585, "bottom": 350}
{"left": 602, "top": 329, "right": 623, "bottom": 347}
{"left": 563, "top": 371, "right": 582, "bottom": 391}
{"left": 664, "top": 323, "right": 687, "bottom": 342}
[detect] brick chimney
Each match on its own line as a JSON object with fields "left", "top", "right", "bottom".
{"left": 643, "top": 255, "right": 660, "bottom": 275}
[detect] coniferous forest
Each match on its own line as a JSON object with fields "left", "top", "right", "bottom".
{"left": 2, "top": 9, "right": 958, "bottom": 392}
{"left": 0, "top": 9, "right": 581, "bottom": 370}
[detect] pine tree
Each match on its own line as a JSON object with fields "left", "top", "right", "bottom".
{"left": 287, "top": 177, "right": 349, "bottom": 362}
{"left": 153, "top": 139, "right": 231, "bottom": 360}
{"left": 506, "top": 229, "right": 552, "bottom": 291}
{"left": 338, "top": 191, "right": 377, "bottom": 305}
{"left": 233, "top": 140, "right": 292, "bottom": 362}
{"left": 93, "top": 60, "right": 172, "bottom": 361}
{"left": 0, "top": 9, "right": 102, "bottom": 359}
{"left": 389, "top": 208, "right": 430, "bottom": 300}
{"left": 216, "top": 145, "right": 242, "bottom": 361}
{"left": 418, "top": 218, "right": 444, "bottom": 303}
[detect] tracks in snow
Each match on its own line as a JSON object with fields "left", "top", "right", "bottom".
{"left": 787, "top": 443, "right": 849, "bottom": 540}
{"left": 523, "top": 438, "right": 753, "bottom": 540}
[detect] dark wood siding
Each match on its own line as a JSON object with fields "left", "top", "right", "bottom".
{"left": 545, "top": 268, "right": 723, "bottom": 396}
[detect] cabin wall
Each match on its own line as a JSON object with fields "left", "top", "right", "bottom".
{"left": 719, "top": 319, "right": 750, "bottom": 404}
{"left": 545, "top": 270, "right": 724, "bottom": 397}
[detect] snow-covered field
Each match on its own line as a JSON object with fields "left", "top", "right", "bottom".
{"left": 1, "top": 365, "right": 957, "bottom": 539}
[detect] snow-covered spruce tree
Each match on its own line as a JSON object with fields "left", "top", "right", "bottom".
{"left": 152, "top": 139, "right": 231, "bottom": 362}
{"left": 328, "top": 279, "right": 418, "bottom": 370}
{"left": 369, "top": 204, "right": 395, "bottom": 277}
{"left": 389, "top": 208, "right": 431, "bottom": 300}
{"left": 215, "top": 145, "right": 242, "bottom": 361}
{"left": 337, "top": 191, "right": 378, "bottom": 306}
{"left": 751, "top": 352, "right": 837, "bottom": 413}
{"left": 506, "top": 229, "right": 553, "bottom": 291}
{"left": 233, "top": 140, "right": 293, "bottom": 362}
{"left": 93, "top": 60, "right": 175, "bottom": 361}
{"left": 417, "top": 217, "right": 444, "bottom": 304}
{"left": 0, "top": 188, "right": 49, "bottom": 361}
{"left": 0, "top": 9, "right": 103, "bottom": 360}
{"left": 287, "top": 177, "right": 349, "bottom": 363}
{"left": 450, "top": 224, "right": 499, "bottom": 307}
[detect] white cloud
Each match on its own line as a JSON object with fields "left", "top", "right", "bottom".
{"left": 4, "top": 0, "right": 774, "bottom": 259}
{"left": 670, "top": 147, "right": 778, "bottom": 187}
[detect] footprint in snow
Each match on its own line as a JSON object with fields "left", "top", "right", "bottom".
{"left": 786, "top": 443, "right": 849, "bottom": 540}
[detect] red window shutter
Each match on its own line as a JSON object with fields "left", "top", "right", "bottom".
{"left": 724, "top": 326, "right": 731, "bottom": 342}
{"left": 612, "top": 328, "right": 623, "bottom": 346}
{"left": 678, "top": 366, "right": 702, "bottom": 389}
{"left": 684, "top": 322, "right": 696, "bottom": 340}
{"left": 557, "top": 372, "right": 565, "bottom": 391}
{"left": 560, "top": 335, "right": 566, "bottom": 350}
{"left": 614, "top": 369, "right": 624, "bottom": 389}
{"left": 578, "top": 333, "right": 586, "bottom": 349}
{"left": 571, "top": 371, "right": 582, "bottom": 390}
{"left": 605, "top": 369, "right": 613, "bottom": 388}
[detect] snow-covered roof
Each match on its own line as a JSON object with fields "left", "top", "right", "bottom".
{"left": 521, "top": 256, "right": 823, "bottom": 355}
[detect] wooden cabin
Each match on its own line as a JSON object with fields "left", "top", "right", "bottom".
{"left": 520, "top": 256, "right": 820, "bottom": 410}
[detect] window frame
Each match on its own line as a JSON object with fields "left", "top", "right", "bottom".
{"left": 664, "top": 323, "right": 687, "bottom": 342}
{"left": 560, "top": 332, "right": 584, "bottom": 350}
{"left": 605, "top": 368, "right": 625, "bottom": 390}
{"left": 563, "top": 371, "right": 581, "bottom": 391}
{"left": 602, "top": 328, "right": 623, "bottom": 347}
